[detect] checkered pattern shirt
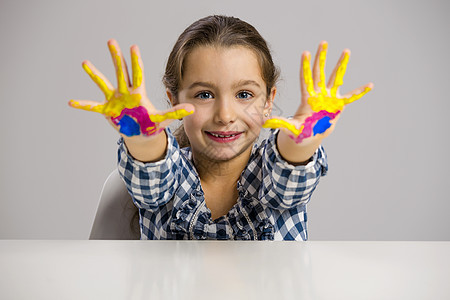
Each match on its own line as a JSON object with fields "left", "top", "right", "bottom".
{"left": 117, "top": 128, "right": 328, "bottom": 241}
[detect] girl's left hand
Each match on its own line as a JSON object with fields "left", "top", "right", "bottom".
{"left": 263, "top": 41, "right": 373, "bottom": 144}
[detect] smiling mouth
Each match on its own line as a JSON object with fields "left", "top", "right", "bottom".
{"left": 205, "top": 131, "right": 243, "bottom": 143}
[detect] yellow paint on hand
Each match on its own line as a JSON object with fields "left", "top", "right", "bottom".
{"left": 69, "top": 100, "right": 104, "bottom": 114}
{"left": 330, "top": 52, "right": 349, "bottom": 97}
{"left": 109, "top": 44, "right": 129, "bottom": 95}
{"left": 72, "top": 44, "right": 146, "bottom": 118}
{"left": 82, "top": 63, "right": 114, "bottom": 100}
{"left": 305, "top": 50, "right": 370, "bottom": 113}
{"left": 263, "top": 118, "right": 303, "bottom": 137}
{"left": 150, "top": 109, "right": 194, "bottom": 123}
{"left": 104, "top": 93, "right": 142, "bottom": 117}
{"left": 344, "top": 86, "right": 372, "bottom": 105}
{"left": 131, "top": 52, "right": 142, "bottom": 88}
{"left": 303, "top": 54, "right": 316, "bottom": 97}
{"left": 69, "top": 93, "right": 142, "bottom": 118}
{"left": 318, "top": 43, "right": 328, "bottom": 96}
{"left": 308, "top": 94, "right": 345, "bottom": 114}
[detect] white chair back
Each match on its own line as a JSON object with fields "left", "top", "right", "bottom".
{"left": 90, "top": 169, "right": 140, "bottom": 240}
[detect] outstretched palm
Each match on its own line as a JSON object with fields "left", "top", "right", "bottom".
{"left": 69, "top": 39, "right": 193, "bottom": 137}
{"left": 264, "top": 41, "right": 373, "bottom": 143}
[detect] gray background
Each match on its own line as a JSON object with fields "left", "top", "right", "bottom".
{"left": 0, "top": 0, "right": 448, "bottom": 240}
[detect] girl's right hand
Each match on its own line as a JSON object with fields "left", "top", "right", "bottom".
{"left": 69, "top": 39, "right": 194, "bottom": 141}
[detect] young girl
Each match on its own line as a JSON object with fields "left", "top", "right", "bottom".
{"left": 69, "top": 15, "right": 372, "bottom": 240}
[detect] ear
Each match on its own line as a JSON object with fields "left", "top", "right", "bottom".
{"left": 264, "top": 87, "right": 276, "bottom": 116}
{"left": 166, "top": 89, "right": 178, "bottom": 106}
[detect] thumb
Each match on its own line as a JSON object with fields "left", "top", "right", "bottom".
{"left": 151, "top": 103, "right": 195, "bottom": 129}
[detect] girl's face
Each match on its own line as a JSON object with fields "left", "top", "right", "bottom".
{"left": 175, "top": 45, "right": 275, "bottom": 163}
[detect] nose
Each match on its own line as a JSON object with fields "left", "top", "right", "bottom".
{"left": 213, "top": 98, "right": 237, "bottom": 125}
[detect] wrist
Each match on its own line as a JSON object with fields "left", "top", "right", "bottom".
{"left": 123, "top": 130, "right": 168, "bottom": 163}
{"left": 276, "top": 130, "right": 322, "bottom": 165}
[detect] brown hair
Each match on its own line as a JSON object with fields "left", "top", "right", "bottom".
{"left": 163, "top": 15, "right": 280, "bottom": 147}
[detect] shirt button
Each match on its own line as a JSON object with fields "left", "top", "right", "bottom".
{"left": 193, "top": 190, "right": 203, "bottom": 198}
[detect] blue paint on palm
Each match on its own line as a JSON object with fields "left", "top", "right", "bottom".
{"left": 313, "top": 116, "right": 332, "bottom": 135}
{"left": 118, "top": 115, "right": 140, "bottom": 136}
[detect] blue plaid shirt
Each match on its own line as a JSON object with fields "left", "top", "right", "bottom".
{"left": 117, "top": 129, "right": 328, "bottom": 241}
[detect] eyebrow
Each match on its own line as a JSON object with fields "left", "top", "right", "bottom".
{"left": 187, "top": 81, "right": 215, "bottom": 90}
{"left": 234, "top": 80, "right": 262, "bottom": 89}
{"left": 187, "top": 80, "right": 262, "bottom": 90}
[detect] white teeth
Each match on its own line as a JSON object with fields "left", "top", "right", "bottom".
{"left": 210, "top": 133, "right": 236, "bottom": 138}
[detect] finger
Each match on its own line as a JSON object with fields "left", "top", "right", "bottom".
{"left": 68, "top": 99, "right": 105, "bottom": 114}
{"left": 81, "top": 60, "right": 115, "bottom": 100}
{"left": 312, "top": 41, "right": 328, "bottom": 96}
{"left": 328, "top": 49, "right": 350, "bottom": 97}
{"left": 131, "top": 45, "right": 144, "bottom": 89}
{"left": 108, "top": 39, "right": 131, "bottom": 95}
{"left": 150, "top": 103, "right": 195, "bottom": 128}
{"left": 341, "top": 82, "right": 373, "bottom": 105}
{"left": 300, "top": 51, "right": 316, "bottom": 98}
{"left": 263, "top": 117, "right": 304, "bottom": 137}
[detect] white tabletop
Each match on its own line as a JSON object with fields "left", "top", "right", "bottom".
{"left": 1, "top": 240, "right": 449, "bottom": 300}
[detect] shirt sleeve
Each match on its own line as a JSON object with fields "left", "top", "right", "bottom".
{"left": 259, "top": 129, "right": 328, "bottom": 209}
{"left": 117, "top": 128, "right": 181, "bottom": 211}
